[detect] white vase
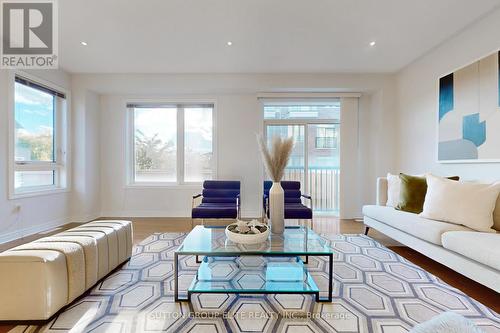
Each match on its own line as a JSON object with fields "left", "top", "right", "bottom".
{"left": 269, "top": 181, "right": 285, "bottom": 234}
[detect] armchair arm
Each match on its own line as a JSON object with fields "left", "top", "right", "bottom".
{"left": 301, "top": 194, "right": 312, "bottom": 209}
{"left": 236, "top": 194, "right": 241, "bottom": 219}
{"left": 262, "top": 193, "right": 270, "bottom": 221}
{"left": 376, "top": 177, "right": 388, "bottom": 206}
{"left": 192, "top": 193, "right": 202, "bottom": 209}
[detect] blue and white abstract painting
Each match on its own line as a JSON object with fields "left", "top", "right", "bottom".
{"left": 438, "top": 50, "right": 500, "bottom": 162}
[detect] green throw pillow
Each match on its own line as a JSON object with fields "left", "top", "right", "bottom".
{"left": 396, "top": 174, "right": 459, "bottom": 214}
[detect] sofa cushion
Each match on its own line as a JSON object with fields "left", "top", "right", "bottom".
{"left": 363, "top": 205, "right": 472, "bottom": 245}
{"left": 442, "top": 231, "right": 500, "bottom": 271}
{"left": 421, "top": 175, "right": 500, "bottom": 233}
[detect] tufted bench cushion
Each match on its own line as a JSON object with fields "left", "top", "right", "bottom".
{"left": 0, "top": 220, "right": 133, "bottom": 320}
{"left": 69, "top": 225, "right": 120, "bottom": 268}
{"left": 56, "top": 231, "right": 109, "bottom": 279}
{"left": 84, "top": 221, "right": 131, "bottom": 262}
{"left": 36, "top": 236, "right": 99, "bottom": 288}
{"left": 12, "top": 241, "right": 86, "bottom": 302}
{"left": 0, "top": 250, "right": 68, "bottom": 320}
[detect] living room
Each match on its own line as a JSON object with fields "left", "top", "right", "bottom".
{"left": 0, "top": 1, "right": 499, "bottom": 332}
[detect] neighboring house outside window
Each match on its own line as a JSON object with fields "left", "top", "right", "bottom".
{"left": 315, "top": 125, "right": 337, "bottom": 149}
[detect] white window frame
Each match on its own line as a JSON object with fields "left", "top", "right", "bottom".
{"left": 8, "top": 71, "right": 70, "bottom": 199}
{"left": 126, "top": 99, "right": 217, "bottom": 188}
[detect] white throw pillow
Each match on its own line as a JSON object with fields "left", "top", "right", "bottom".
{"left": 386, "top": 173, "right": 401, "bottom": 207}
{"left": 386, "top": 172, "right": 424, "bottom": 207}
{"left": 421, "top": 174, "right": 500, "bottom": 232}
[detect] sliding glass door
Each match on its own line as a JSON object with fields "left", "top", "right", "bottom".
{"left": 266, "top": 125, "right": 306, "bottom": 186}
{"left": 264, "top": 101, "right": 340, "bottom": 215}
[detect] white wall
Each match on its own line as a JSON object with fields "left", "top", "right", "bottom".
{"left": 396, "top": 7, "right": 500, "bottom": 182}
{"left": 73, "top": 73, "right": 397, "bottom": 219}
{"left": 71, "top": 79, "right": 102, "bottom": 222}
{"left": 99, "top": 93, "right": 263, "bottom": 218}
{"left": 0, "top": 68, "right": 76, "bottom": 243}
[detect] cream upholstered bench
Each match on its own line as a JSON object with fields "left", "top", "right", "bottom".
{"left": 0, "top": 220, "right": 133, "bottom": 321}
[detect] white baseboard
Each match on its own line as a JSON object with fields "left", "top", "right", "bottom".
{"left": 100, "top": 210, "right": 189, "bottom": 218}
{"left": 0, "top": 217, "right": 69, "bottom": 245}
{"left": 70, "top": 213, "right": 101, "bottom": 223}
{"left": 0, "top": 213, "right": 101, "bottom": 245}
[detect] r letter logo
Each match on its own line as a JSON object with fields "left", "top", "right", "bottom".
{"left": 1, "top": 0, "right": 58, "bottom": 68}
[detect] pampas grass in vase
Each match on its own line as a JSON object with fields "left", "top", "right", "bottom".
{"left": 257, "top": 135, "right": 294, "bottom": 234}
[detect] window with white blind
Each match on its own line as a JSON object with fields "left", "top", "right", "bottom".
{"left": 11, "top": 75, "right": 69, "bottom": 197}
{"left": 127, "top": 103, "right": 215, "bottom": 185}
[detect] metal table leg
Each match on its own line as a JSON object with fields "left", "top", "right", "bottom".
{"left": 174, "top": 252, "right": 191, "bottom": 302}
{"left": 174, "top": 252, "right": 179, "bottom": 301}
{"left": 316, "top": 253, "right": 333, "bottom": 302}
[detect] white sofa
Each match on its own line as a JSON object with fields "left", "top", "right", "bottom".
{"left": 363, "top": 177, "right": 500, "bottom": 293}
{"left": 0, "top": 220, "right": 133, "bottom": 321}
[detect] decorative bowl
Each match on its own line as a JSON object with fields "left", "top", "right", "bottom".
{"left": 225, "top": 220, "right": 270, "bottom": 245}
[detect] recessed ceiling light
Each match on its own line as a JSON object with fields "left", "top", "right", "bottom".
{"left": 226, "top": 41, "right": 233, "bottom": 46}
{"left": 369, "top": 41, "right": 376, "bottom": 47}
{"left": 80, "top": 41, "right": 88, "bottom": 46}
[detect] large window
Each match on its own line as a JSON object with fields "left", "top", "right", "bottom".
{"left": 128, "top": 103, "right": 214, "bottom": 185}
{"left": 12, "top": 76, "right": 68, "bottom": 196}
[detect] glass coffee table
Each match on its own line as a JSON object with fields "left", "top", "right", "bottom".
{"left": 174, "top": 225, "right": 333, "bottom": 302}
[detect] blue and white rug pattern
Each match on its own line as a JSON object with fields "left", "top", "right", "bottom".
{"left": 14, "top": 233, "right": 500, "bottom": 333}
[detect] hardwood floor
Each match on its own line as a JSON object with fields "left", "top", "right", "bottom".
{"left": 0, "top": 216, "right": 498, "bottom": 332}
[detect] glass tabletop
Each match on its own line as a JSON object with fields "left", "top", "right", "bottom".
{"left": 176, "top": 225, "right": 333, "bottom": 255}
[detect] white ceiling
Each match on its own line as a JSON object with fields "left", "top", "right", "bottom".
{"left": 59, "top": 0, "right": 500, "bottom": 73}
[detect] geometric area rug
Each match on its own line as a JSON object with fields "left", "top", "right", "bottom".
{"left": 12, "top": 233, "right": 500, "bottom": 333}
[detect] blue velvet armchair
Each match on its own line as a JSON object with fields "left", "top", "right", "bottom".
{"left": 192, "top": 180, "right": 241, "bottom": 227}
{"left": 263, "top": 181, "right": 313, "bottom": 229}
